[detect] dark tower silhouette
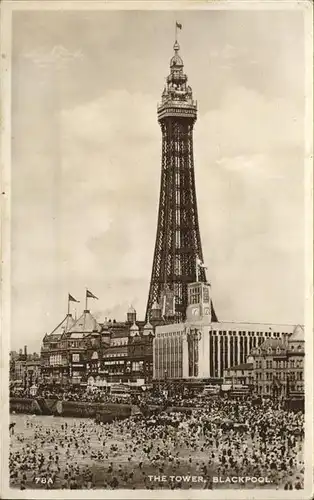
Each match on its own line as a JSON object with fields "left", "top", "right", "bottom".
{"left": 146, "top": 36, "right": 218, "bottom": 323}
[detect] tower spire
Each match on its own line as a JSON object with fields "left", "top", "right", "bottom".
{"left": 146, "top": 34, "right": 218, "bottom": 323}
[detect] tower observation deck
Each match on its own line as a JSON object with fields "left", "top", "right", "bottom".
{"left": 146, "top": 35, "right": 218, "bottom": 323}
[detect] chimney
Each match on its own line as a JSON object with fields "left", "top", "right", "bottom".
{"left": 24, "top": 345, "right": 27, "bottom": 357}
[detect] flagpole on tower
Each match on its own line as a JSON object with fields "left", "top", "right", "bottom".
{"left": 175, "top": 21, "right": 182, "bottom": 43}
{"left": 85, "top": 289, "right": 99, "bottom": 312}
{"left": 68, "top": 293, "right": 80, "bottom": 315}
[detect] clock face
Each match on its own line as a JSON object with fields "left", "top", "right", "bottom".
{"left": 192, "top": 307, "right": 199, "bottom": 316}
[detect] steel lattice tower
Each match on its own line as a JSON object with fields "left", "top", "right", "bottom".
{"left": 146, "top": 39, "right": 218, "bottom": 323}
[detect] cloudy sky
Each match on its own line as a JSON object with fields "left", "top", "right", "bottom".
{"left": 11, "top": 8, "right": 305, "bottom": 352}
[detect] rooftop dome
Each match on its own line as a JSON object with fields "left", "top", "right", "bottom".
{"left": 128, "top": 305, "right": 136, "bottom": 314}
{"left": 170, "top": 53, "right": 183, "bottom": 68}
{"left": 130, "top": 322, "right": 139, "bottom": 337}
{"left": 170, "top": 40, "right": 183, "bottom": 68}
{"left": 143, "top": 321, "right": 154, "bottom": 336}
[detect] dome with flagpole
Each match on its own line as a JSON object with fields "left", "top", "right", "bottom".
{"left": 170, "top": 41, "right": 183, "bottom": 68}
{"left": 130, "top": 322, "right": 140, "bottom": 337}
{"left": 143, "top": 321, "right": 154, "bottom": 336}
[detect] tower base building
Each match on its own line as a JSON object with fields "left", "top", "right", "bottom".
{"left": 153, "top": 282, "right": 300, "bottom": 382}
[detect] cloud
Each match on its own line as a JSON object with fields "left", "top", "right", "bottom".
{"left": 191, "top": 86, "right": 304, "bottom": 324}
{"left": 195, "top": 86, "right": 303, "bottom": 164}
{"left": 59, "top": 89, "right": 160, "bottom": 281}
{"left": 24, "top": 45, "right": 84, "bottom": 68}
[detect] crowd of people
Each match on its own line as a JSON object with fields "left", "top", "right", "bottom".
{"left": 10, "top": 386, "right": 130, "bottom": 404}
{"left": 10, "top": 396, "right": 304, "bottom": 490}
{"left": 10, "top": 385, "right": 215, "bottom": 407}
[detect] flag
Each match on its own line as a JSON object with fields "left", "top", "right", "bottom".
{"left": 86, "top": 289, "right": 98, "bottom": 300}
{"left": 176, "top": 22, "right": 182, "bottom": 30}
{"left": 68, "top": 294, "right": 80, "bottom": 303}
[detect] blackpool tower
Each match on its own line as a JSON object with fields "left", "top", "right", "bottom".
{"left": 146, "top": 33, "right": 218, "bottom": 323}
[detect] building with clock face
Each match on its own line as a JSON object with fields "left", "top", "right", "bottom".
{"left": 153, "top": 282, "right": 300, "bottom": 383}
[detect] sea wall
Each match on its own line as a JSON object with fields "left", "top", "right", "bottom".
{"left": 61, "top": 401, "right": 132, "bottom": 419}
{"left": 10, "top": 398, "right": 42, "bottom": 415}
{"left": 10, "top": 398, "right": 194, "bottom": 419}
{"left": 10, "top": 398, "right": 133, "bottom": 419}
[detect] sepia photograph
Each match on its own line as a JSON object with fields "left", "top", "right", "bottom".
{"left": 1, "top": 1, "right": 313, "bottom": 498}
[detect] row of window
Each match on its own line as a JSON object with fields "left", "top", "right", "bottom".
{"left": 103, "top": 369, "right": 125, "bottom": 375}
{"left": 290, "top": 344, "right": 303, "bottom": 351}
{"left": 255, "top": 371, "right": 303, "bottom": 381}
{"left": 101, "top": 365, "right": 147, "bottom": 374}
{"left": 255, "top": 359, "right": 303, "bottom": 369}
{"left": 156, "top": 330, "right": 289, "bottom": 339}
{"left": 156, "top": 331, "right": 183, "bottom": 338}
{"left": 290, "top": 359, "right": 303, "bottom": 368}
{"left": 49, "top": 355, "right": 64, "bottom": 366}
{"left": 254, "top": 345, "right": 302, "bottom": 356}
{"left": 103, "top": 360, "right": 125, "bottom": 365}
{"left": 49, "top": 350, "right": 152, "bottom": 365}
{"left": 46, "top": 338, "right": 137, "bottom": 350}
{"left": 104, "top": 352, "right": 128, "bottom": 358}
{"left": 255, "top": 383, "right": 304, "bottom": 393}
{"left": 111, "top": 339, "right": 128, "bottom": 347}
{"left": 90, "top": 361, "right": 152, "bottom": 370}
{"left": 213, "top": 331, "right": 283, "bottom": 337}
{"left": 256, "top": 371, "right": 286, "bottom": 381}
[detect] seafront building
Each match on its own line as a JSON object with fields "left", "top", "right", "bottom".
{"left": 153, "top": 281, "right": 303, "bottom": 390}
{"left": 10, "top": 347, "right": 41, "bottom": 389}
{"left": 250, "top": 325, "right": 304, "bottom": 400}
{"left": 40, "top": 305, "right": 164, "bottom": 389}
